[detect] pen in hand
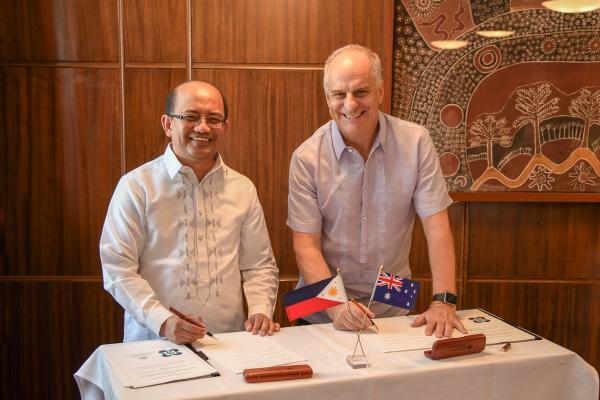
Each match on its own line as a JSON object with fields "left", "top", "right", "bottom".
{"left": 169, "top": 307, "right": 218, "bottom": 340}
{"left": 350, "top": 299, "right": 380, "bottom": 333}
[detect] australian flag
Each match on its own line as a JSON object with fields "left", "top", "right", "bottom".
{"left": 372, "top": 271, "right": 419, "bottom": 310}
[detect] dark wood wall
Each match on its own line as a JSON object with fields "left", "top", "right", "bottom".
{"left": 0, "top": 1, "right": 597, "bottom": 399}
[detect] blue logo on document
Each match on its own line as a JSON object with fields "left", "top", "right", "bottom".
{"left": 469, "top": 316, "right": 490, "bottom": 323}
{"left": 159, "top": 349, "right": 183, "bottom": 357}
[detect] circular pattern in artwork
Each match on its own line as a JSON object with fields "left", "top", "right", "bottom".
{"left": 540, "top": 38, "right": 557, "bottom": 55}
{"left": 473, "top": 45, "right": 502, "bottom": 73}
{"left": 588, "top": 36, "right": 600, "bottom": 54}
{"left": 439, "top": 152, "right": 461, "bottom": 177}
{"left": 439, "top": 104, "right": 464, "bottom": 128}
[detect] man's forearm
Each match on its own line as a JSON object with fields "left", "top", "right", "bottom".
{"left": 422, "top": 210, "right": 457, "bottom": 294}
{"left": 428, "top": 230, "right": 456, "bottom": 294}
{"left": 292, "top": 231, "right": 332, "bottom": 284}
{"left": 295, "top": 247, "right": 332, "bottom": 283}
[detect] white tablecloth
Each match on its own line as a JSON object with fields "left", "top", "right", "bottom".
{"left": 75, "top": 316, "right": 599, "bottom": 400}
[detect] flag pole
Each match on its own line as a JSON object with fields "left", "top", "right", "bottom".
{"left": 352, "top": 265, "right": 384, "bottom": 356}
{"left": 347, "top": 300, "right": 367, "bottom": 358}
{"left": 338, "top": 268, "right": 367, "bottom": 358}
{"left": 342, "top": 268, "right": 371, "bottom": 369}
{"left": 366, "top": 265, "right": 384, "bottom": 310}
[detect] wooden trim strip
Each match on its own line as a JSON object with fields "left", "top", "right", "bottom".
{"left": 0, "top": 275, "right": 302, "bottom": 283}
{"left": 382, "top": 0, "right": 394, "bottom": 114}
{"left": 0, "top": 62, "right": 323, "bottom": 71}
{"left": 3, "top": 276, "right": 593, "bottom": 285}
{"left": 411, "top": 276, "right": 600, "bottom": 284}
{"left": 186, "top": 0, "right": 192, "bottom": 80}
{"left": 0, "top": 61, "right": 119, "bottom": 68}
{"left": 450, "top": 192, "right": 600, "bottom": 203}
{"left": 467, "top": 278, "right": 600, "bottom": 284}
{"left": 118, "top": 0, "right": 126, "bottom": 176}
{"left": 125, "top": 63, "right": 187, "bottom": 69}
{"left": 192, "top": 63, "right": 324, "bottom": 70}
{"left": 279, "top": 275, "right": 300, "bottom": 282}
{"left": 0, "top": 276, "right": 103, "bottom": 282}
{"left": 459, "top": 202, "right": 470, "bottom": 308}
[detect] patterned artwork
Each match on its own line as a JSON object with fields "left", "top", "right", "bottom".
{"left": 392, "top": 1, "right": 600, "bottom": 195}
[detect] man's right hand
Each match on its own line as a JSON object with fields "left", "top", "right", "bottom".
{"left": 327, "top": 301, "right": 375, "bottom": 331}
{"left": 159, "top": 314, "right": 207, "bottom": 344}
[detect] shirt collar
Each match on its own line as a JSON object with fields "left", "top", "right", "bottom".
{"left": 331, "top": 111, "right": 387, "bottom": 161}
{"left": 163, "top": 144, "right": 226, "bottom": 180}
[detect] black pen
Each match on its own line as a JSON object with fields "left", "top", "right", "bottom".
{"left": 169, "top": 307, "right": 218, "bottom": 340}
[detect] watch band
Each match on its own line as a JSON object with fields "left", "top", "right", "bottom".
{"left": 432, "top": 292, "right": 457, "bottom": 306}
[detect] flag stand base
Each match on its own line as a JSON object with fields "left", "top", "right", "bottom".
{"left": 346, "top": 355, "right": 371, "bottom": 369}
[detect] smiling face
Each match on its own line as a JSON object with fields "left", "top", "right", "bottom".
{"left": 324, "top": 50, "right": 383, "bottom": 147}
{"left": 161, "top": 81, "right": 228, "bottom": 170}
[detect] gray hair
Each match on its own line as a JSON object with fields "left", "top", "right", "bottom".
{"left": 323, "top": 44, "right": 383, "bottom": 94}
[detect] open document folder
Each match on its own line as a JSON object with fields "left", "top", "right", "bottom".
{"left": 103, "top": 339, "right": 219, "bottom": 388}
{"left": 363, "top": 308, "right": 541, "bottom": 352}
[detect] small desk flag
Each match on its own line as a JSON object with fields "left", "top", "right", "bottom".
{"left": 283, "top": 275, "right": 348, "bottom": 321}
{"left": 372, "top": 271, "right": 419, "bottom": 310}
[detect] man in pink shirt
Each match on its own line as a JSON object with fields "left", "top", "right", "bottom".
{"left": 287, "top": 45, "right": 466, "bottom": 338}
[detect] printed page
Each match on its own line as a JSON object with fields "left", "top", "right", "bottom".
{"left": 194, "top": 332, "right": 306, "bottom": 374}
{"left": 364, "top": 308, "right": 538, "bottom": 352}
{"left": 103, "top": 340, "right": 218, "bottom": 388}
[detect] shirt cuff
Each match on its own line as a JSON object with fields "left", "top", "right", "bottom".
{"left": 286, "top": 218, "right": 321, "bottom": 233}
{"left": 146, "top": 305, "right": 174, "bottom": 337}
{"left": 247, "top": 304, "right": 273, "bottom": 319}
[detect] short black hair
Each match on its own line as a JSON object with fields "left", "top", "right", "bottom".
{"left": 165, "top": 81, "right": 228, "bottom": 119}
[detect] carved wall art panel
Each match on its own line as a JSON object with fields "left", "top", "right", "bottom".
{"left": 393, "top": 1, "right": 600, "bottom": 197}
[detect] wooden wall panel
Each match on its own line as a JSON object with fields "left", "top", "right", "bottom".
{"left": 0, "top": 69, "right": 7, "bottom": 273}
{"left": 467, "top": 203, "right": 600, "bottom": 279}
{"left": 409, "top": 202, "right": 465, "bottom": 278}
{"left": 124, "top": 68, "right": 187, "bottom": 171}
{"left": 1, "top": 67, "right": 121, "bottom": 276}
{"left": 192, "top": 0, "right": 389, "bottom": 64}
{"left": 466, "top": 282, "right": 599, "bottom": 370}
{"left": 0, "top": 0, "right": 118, "bottom": 62}
{"left": 123, "top": 0, "right": 187, "bottom": 63}
{"left": 273, "top": 277, "right": 299, "bottom": 326}
{"left": 0, "top": 280, "right": 123, "bottom": 400}
{"left": 193, "top": 68, "right": 331, "bottom": 275}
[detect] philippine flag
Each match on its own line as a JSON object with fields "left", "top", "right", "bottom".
{"left": 283, "top": 275, "right": 348, "bottom": 321}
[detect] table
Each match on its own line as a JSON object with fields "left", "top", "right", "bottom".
{"left": 75, "top": 316, "right": 599, "bottom": 400}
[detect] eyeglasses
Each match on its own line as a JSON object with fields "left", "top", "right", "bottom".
{"left": 168, "top": 113, "right": 226, "bottom": 128}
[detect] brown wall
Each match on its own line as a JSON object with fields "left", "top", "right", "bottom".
{"left": 0, "top": 1, "right": 597, "bottom": 399}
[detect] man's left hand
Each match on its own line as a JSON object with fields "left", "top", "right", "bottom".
{"left": 411, "top": 302, "right": 467, "bottom": 338}
{"left": 244, "top": 313, "right": 281, "bottom": 336}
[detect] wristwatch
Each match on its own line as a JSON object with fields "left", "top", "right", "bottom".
{"left": 432, "top": 292, "right": 457, "bottom": 306}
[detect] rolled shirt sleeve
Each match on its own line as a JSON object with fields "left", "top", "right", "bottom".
{"left": 413, "top": 131, "right": 453, "bottom": 218}
{"left": 287, "top": 135, "right": 324, "bottom": 233}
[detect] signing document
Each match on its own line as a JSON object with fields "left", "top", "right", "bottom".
{"left": 103, "top": 340, "right": 218, "bottom": 388}
{"left": 193, "top": 331, "right": 306, "bottom": 374}
{"left": 364, "top": 309, "right": 539, "bottom": 352}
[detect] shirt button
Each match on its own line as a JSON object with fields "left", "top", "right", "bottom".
{"left": 348, "top": 149, "right": 353, "bottom": 153}
{"left": 362, "top": 216, "right": 367, "bottom": 221}
{"left": 363, "top": 190, "right": 367, "bottom": 194}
